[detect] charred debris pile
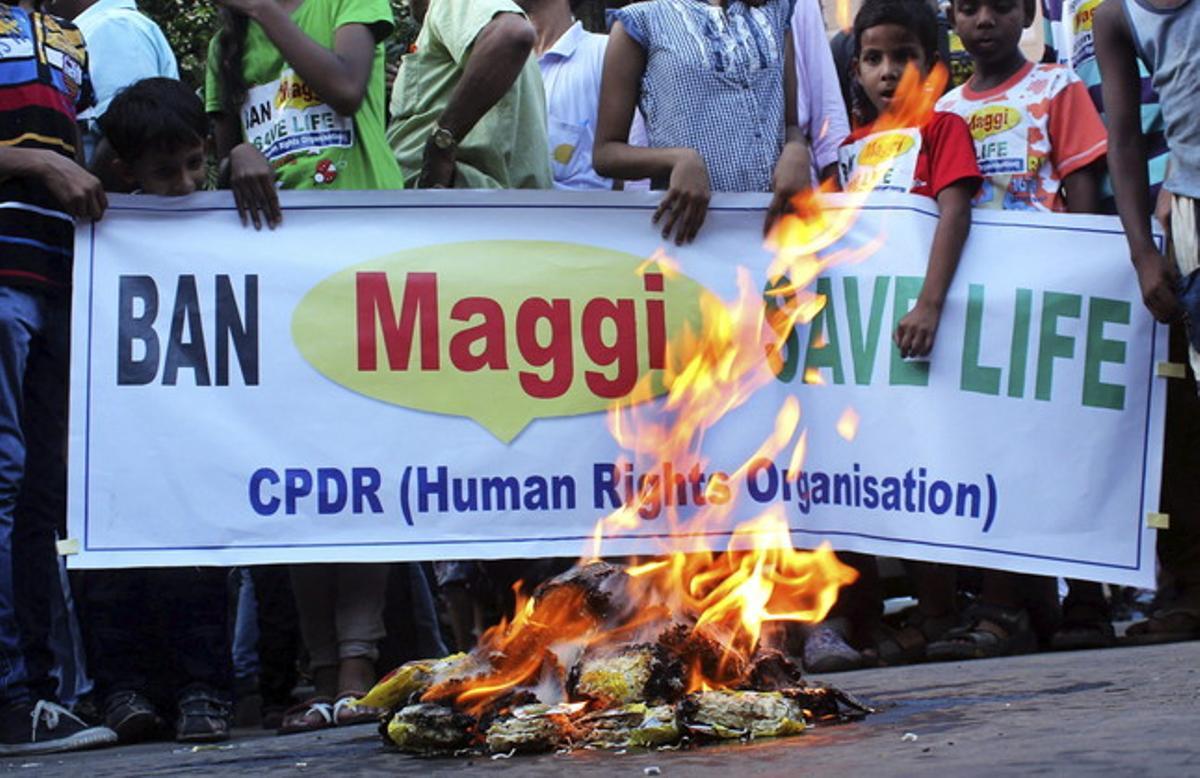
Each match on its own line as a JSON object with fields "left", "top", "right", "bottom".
{"left": 355, "top": 562, "right": 872, "bottom": 757}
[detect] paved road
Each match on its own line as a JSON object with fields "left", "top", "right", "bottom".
{"left": 9, "top": 642, "right": 1198, "bottom": 776}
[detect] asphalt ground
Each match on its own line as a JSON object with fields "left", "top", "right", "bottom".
{"left": 8, "top": 641, "right": 1197, "bottom": 776}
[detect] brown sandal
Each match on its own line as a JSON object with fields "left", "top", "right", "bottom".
{"left": 277, "top": 698, "right": 335, "bottom": 735}
{"left": 1123, "top": 608, "right": 1200, "bottom": 645}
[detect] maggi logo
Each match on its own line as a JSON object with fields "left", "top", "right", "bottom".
{"left": 858, "top": 132, "right": 916, "bottom": 167}
{"left": 292, "top": 241, "right": 709, "bottom": 442}
{"left": 274, "top": 76, "right": 322, "bottom": 110}
{"left": 968, "top": 106, "right": 1021, "bottom": 140}
{"left": 1073, "top": 0, "right": 1100, "bottom": 31}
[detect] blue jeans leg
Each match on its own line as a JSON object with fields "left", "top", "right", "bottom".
{"left": 0, "top": 287, "right": 50, "bottom": 705}
{"left": 10, "top": 289, "right": 69, "bottom": 702}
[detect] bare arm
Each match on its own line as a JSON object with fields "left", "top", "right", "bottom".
{"left": 1095, "top": 0, "right": 1181, "bottom": 321}
{"left": 215, "top": 0, "right": 378, "bottom": 115}
{"left": 765, "top": 34, "right": 813, "bottom": 235}
{"left": 894, "top": 179, "right": 973, "bottom": 358}
{"left": 1062, "top": 161, "right": 1101, "bottom": 214}
{"left": 420, "top": 12, "right": 538, "bottom": 187}
{"left": 0, "top": 147, "right": 106, "bottom": 220}
{"left": 594, "top": 21, "right": 709, "bottom": 244}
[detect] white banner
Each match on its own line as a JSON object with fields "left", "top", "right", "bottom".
{"left": 68, "top": 191, "right": 1166, "bottom": 586}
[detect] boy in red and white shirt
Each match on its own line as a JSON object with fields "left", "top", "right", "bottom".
{"left": 936, "top": 0, "right": 1106, "bottom": 212}
{"left": 839, "top": 0, "right": 982, "bottom": 359}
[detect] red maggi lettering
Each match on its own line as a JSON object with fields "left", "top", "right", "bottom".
{"left": 516, "top": 298, "right": 573, "bottom": 399}
{"left": 353, "top": 270, "right": 668, "bottom": 401}
{"left": 356, "top": 271, "right": 439, "bottom": 371}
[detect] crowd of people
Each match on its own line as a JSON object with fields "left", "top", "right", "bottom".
{"left": 0, "top": 0, "right": 1195, "bottom": 757}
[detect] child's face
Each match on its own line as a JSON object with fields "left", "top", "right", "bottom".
{"left": 125, "top": 142, "right": 207, "bottom": 197}
{"left": 950, "top": 0, "right": 1032, "bottom": 67}
{"left": 855, "top": 24, "right": 931, "bottom": 116}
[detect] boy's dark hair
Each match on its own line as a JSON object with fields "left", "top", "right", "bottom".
{"left": 99, "top": 77, "right": 207, "bottom": 163}
{"left": 853, "top": 0, "right": 939, "bottom": 62}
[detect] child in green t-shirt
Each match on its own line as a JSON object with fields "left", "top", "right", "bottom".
{"left": 206, "top": 0, "right": 404, "bottom": 230}
{"left": 205, "top": 0, "right": 402, "bottom": 735}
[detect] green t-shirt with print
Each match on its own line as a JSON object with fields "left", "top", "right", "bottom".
{"left": 205, "top": 0, "right": 404, "bottom": 191}
{"left": 387, "top": 0, "right": 552, "bottom": 189}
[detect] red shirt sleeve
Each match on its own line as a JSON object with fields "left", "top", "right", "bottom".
{"left": 1046, "top": 78, "right": 1108, "bottom": 178}
{"left": 923, "top": 112, "right": 982, "bottom": 198}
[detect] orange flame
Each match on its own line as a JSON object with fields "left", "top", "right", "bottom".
{"left": 432, "top": 59, "right": 943, "bottom": 715}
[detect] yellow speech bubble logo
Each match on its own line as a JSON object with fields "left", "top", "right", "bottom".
{"left": 858, "top": 132, "right": 916, "bottom": 167}
{"left": 292, "top": 241, "right": 710, "bottom": 442}
{"left": 967, "top": 106, "right": 1021, "bottom": 141}
{"left": 1073, "top": 0, "right": 1101, "bottom": 32}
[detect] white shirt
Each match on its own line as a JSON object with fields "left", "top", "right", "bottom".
{"left": 538, "top": 21, "right": 613, "bottom": 190}
{"left": 538, "top": 21, "right": 649, "bottom": 191}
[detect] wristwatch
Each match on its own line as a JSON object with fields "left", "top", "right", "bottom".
{"left": 431, "top": 126, "right": 458, "bottom": 152}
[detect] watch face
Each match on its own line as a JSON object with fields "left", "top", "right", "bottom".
{"left": 433, "top": 128, "right": 455, "bottom": 150}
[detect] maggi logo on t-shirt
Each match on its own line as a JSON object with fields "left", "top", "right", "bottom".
{"left": 859, "top": 132, "right": 915, "bottom": 166}
{"left": 273, "top": 75, "right": 322, "bottom": 111}
{"left": 968, "top": 106, "right": 1021, "bottom": 140}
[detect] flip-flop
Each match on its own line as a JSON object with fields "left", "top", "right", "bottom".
{"left": 333, "top": 693, "right": 385, "bottom": 727}
{"left": 277, "top": 698, "right": 335, "bottom": 735}
{"left": 1123, "top": 608, "right": 1200, "bottom": 646}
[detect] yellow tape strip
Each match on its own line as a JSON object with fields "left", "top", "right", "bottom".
{"left": 1157, "top": 362, "right": 1187, "bottom": 379}
{"left": 55, "top": 538, "right": 80, "bottom": 556}
{"left": 1147, "top": 513, "right": 1171, "bottom": 530}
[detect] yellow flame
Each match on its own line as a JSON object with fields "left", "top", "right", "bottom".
{"left": 836, "top": 407, "right": 860, "bottom": 441}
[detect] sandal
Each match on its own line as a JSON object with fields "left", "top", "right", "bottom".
{"left": 1123, "top": 608, "right": 1200, "bottom": 646}
{"left": 926, "top": 604, "right": 1037, "bottom": 662}
{"left": 874, "top": 612, "right": 957, "bottom": 665}
{"left": 1051, "top": 603, "right": 1116, "bottom": 651}
{"left": 333, "top": 693, "right": 386, "bottom": 727}
{"left": 277, "top": 698, "right": 334, "bottom": 735}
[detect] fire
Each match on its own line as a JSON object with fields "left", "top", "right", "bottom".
{"left": 836, "top": 407, "right": 861, "bottom": 441}
{"left": 429, "top": 57, "right": 944, "bottom": 720}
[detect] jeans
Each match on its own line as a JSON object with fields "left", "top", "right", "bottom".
{"left": 231, "top": 569, "right": 260, "bottom": 684}
{"left": 0, "top": 287, "right": 70, "bottom": 705}
{"left": 84, "top": 568, "right": 232, "bottom": 707}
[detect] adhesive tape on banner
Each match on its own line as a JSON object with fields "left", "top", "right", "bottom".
{"left": 1146, "top": 513, "right": 1170, "bottom": 530}
{"left": 55, "top": 538, "right": 81, "bottom": 556}
{"left": 1156, "top": 362, "right": 1187, "bottom": 379}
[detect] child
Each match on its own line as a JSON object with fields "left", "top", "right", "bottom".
{"left": 934, "top": 0, "right": 1105, "bottom": 213}
{"left": 926, "top": 0, "right": 1108, "bottom": 661}
{"left": 839, "top": 0, "right": 981, "bottom": 359}
{"left": 0, "top": 0, "right": 116, "bottom": 756}
{"left": 593, "top": 0, "right": 813, "bottom": 244}
{"left": 98, "top": 77, "right": 208, "bottom": 196}
{"left": 205, "top": 0, "right": 401, "bottom": 733}
{"left": 1094, "top": 0, "right": 1200, "bottom": 644}
{"left": 81, "top": 78, "right": 234, "bottom": 745}
{"left": 802, "top": 0, "right": 980, "bottom": 672}
{"left": 206, "top": 0, "right": 404, "bottom": 229}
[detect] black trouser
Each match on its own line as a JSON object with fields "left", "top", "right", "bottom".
{"left": 1158, "top": 324, "right": 1200, "bottom": 605}
{"left": 85, "top": 568, "right": 232, "bottom": 710}
{"left": 248, "top": 565, "right": 298, "bottom": 710}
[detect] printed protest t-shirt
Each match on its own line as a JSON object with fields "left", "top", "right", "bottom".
{"left": 838, "top": 112, "right": 980, "bottom": 199}
{"left": 936, "top": 62, "right": 1106, "bottom": 212}
{"left": 1041, "top": 0, "right": 1167, "bottom": 206}
{"left": 0, "top": 6, "right": 93, "bottom": 290}
{"left": 205, "top": 0, "right": 403, "bottom": 191}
